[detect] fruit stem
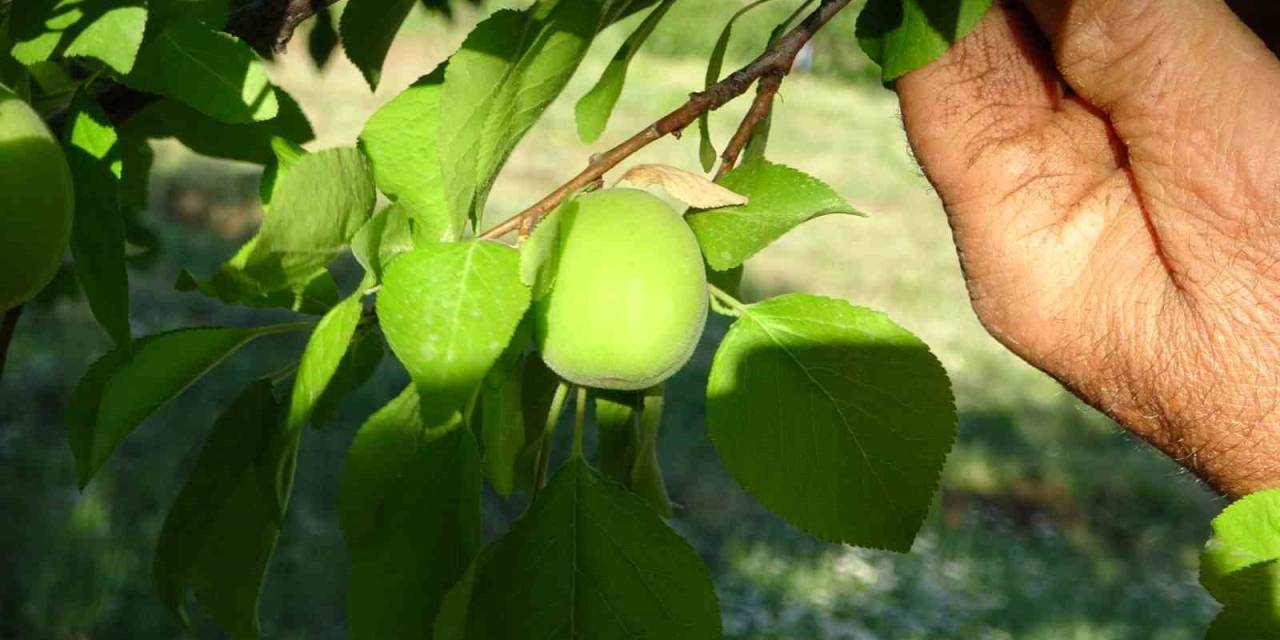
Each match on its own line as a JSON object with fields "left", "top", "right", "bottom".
{"left": 706, "top": 283, "right": 747, "bottom": 315}
{"left": 572, "top": 385, "right": 587, "bottom": 459}
{"left": 0, "top": 305, "right": 22, "bottom": 387}
{"left": 532, "top": 381, "right": 570, "bottom": 502}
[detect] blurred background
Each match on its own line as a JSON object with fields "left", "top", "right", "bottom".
{"left": 0, "top": 0, "right": 1225, "bottom": 637}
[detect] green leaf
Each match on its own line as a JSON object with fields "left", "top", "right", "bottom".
{"left": 687, "top": 158, "right": 861, "bottom": 271}
{"left": 175, "top": 266, "right": 340, "bottom": 316}
{"left": 573, "top": 0, "right": 676, "bottom": 143}
{"left": 341, "top": 387, "right": 484, "bottom": 640}
{"left": 1205, "top": 560, "right": 1280, "bottom": 639}
{"left": 287, "top": 293, "right": 365, "bottom": 432}
{"left": 119, "top": 91, "right": 314, "bottom": 164}
{"left": 340, "top": 0, "right": 419, "bottom": 90}
{"left": 439, "top": 2, "right": 609, "bottom": 232}
{"left": 706, "top": 294, "right": 955, "bottom": 550}
{"left": 478, "top": 325, "right": 532, "bottom": 496}
{"left": 8, "top": 0, "right": 148, "bottom": 73}
{"left": 125, "top": 19, "right": 278, "bottom": 123}
{"left": 351, "top": 205, "right": 414, "bottom": 283}
{"left": 153, "top": 379, "right": 288, "bottom": 637}
{"left": 377, "top": 241, "right": 530, "bottom": 422}
{"left": 196, "top": 146, "right": 376, "bottom": 299}
{"left": 358, "top": 66, "right": 453, "bottom": 243}
{"left": 697, "top": 0, "right": 775, "bottom": 172}
{"left": 307, "top": 5, "right": 339, "bottom": 70}
{"left": 461, "top": 457, "right": 721, "bottom": 639}
{"left": 257, "top": 136, "right": 307, "bottom": 212}
{"left": 856, "top": 0, "right": 995, "bottom": 82}
{"left": 63, "top": 91, "right": 131, "bottom": 348}
{"left": 310, "top": 331, "right": 383, "bottom": 428}
{"left": 1201, "top": 489, "right": 1280, "bottom": 601}
{"left": 67, "top": 322, "right": 309, "bottom": 488}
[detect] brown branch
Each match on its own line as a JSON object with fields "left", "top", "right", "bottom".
{"left": 479, "top": 0, "right": 853, "bottom": 240}
{"left": 715, "top": 70, "right": 782, "bottom": 180}
{"left": 0, "top": 306, "right": 22, "bottom": 388}
{"left": 227, "top": 0, "right": 342, "bottom": 56}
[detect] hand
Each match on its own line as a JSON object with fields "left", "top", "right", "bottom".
{"left": 896, "top": 0, "right": 1280, "bottom": 497}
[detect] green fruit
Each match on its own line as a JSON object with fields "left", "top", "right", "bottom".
{"left": 0, "top": 84, "right": 73, "bottom": 311}
{"left": 535, "top": 188, "right": 707, "bottom": 390}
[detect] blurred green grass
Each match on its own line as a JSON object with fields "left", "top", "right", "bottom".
{"left": 0, "top": 3, "right": 1223, "bottom": 638}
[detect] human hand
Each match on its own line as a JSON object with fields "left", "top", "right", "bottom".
{"left": 896, "top": 0, "right": 1280, "bottom": 497}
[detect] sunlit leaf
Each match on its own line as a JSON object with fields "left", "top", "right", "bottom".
{"left": 688, "top": 158, "right": 860, "bottom": 271}
{"left": 697, "top": 0, "right": 776, "bottom": 172}
{"left": 126, "top": 19, "right": 278, "bottom": 123}
{"left": 9, "top": 0, "right": 148, "bottom": 73}
{"left": 310, "top": 331, "right": 384, "bottom": 428}
{"left": 439, "top": 0, "right": 614, "bottom": 232}
{"left": 67, "top": 322, "right": 310, "bottom": 487}
{"left": 574, "top": 0, "right": 676, "bottom": 143}
{"left": 351, "top": 205, "right": 414, "bottom": 283}
{"left": 287, "top": 292, "right": 365, "bottom": 432}
{"left": 707, "top": 294, "right": 955, "bottom": 550}
{"left": 358, "top": 66, "right": 453, "bottom": 243}
{"left": 1201, "top": 489, "right": 1280, "bottom": 601}
{"left": 377, "top": 241, "right": 529, "bottom": 422}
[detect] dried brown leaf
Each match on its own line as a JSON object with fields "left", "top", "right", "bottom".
{"left": 617, "top": 164, "right": 748, "bottom": 208}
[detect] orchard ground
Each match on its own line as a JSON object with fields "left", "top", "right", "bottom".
{"left": 0, "top": 3, "right": 1222, "bottom": 638}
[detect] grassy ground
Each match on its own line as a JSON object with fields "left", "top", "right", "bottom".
{"left": 0, "top": 5, "right": 1224, "bottom": 638}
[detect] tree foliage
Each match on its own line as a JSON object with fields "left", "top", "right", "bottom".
{"left": 2, "top": 0, "right": 1268, "bottom": 637}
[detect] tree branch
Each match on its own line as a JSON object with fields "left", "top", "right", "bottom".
{"left": 227, "top": 0, "right": 342, "bottom": 56}
{"left": 479, "top": 0, "right": 853, "bottom": 240}
{"left": 715, "top": 70, "right": 781, "bottom": 180}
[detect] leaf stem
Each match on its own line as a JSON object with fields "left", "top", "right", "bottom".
{"left": 707, "top": 283, "right": 747, "bottom": 314}
{"left": 268, "top": 360, "right": 301, "bottom": 386}
{"left": 478, "top": 0, "right": 854, "bottom": 240}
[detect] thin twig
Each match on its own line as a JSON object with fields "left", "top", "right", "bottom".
{"left": 0, "top": 306, "right": 23, "bottom": 387}
{"left": 478, "top": 0, "right": 854, "bottom": 240}
{"left": 715, "top": 71, "right": 783, "bottom": 180}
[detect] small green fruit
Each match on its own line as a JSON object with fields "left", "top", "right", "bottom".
{"left": 0, "top": 84, "right": 73, "bottom": 311}
{"left": 535, "top": 188, "right": 707, "bottom": 390}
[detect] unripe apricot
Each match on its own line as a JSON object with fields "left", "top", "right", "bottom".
{"left": 0, "top": 84, "right": 73, "bottom": 311}
{"left": 535, "top": 188, "right": 707, "bottom": 390}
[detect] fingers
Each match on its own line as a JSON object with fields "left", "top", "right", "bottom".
{"left": 1021, "top": 0, "right": 1275, "bottom": 109}
{"left": 1022, "top": 0, "right": 1280, "bottom": 287}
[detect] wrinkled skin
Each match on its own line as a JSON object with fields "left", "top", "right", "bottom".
{"left": 897, "top": 0, "right": 1280, "bottom": 496}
